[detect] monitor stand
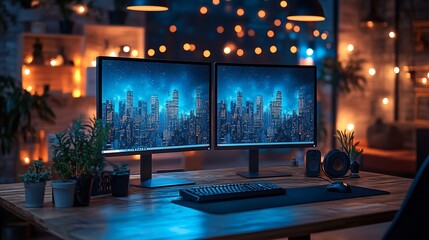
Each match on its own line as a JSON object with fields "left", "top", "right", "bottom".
{"left": 237, "top": 149, "right": 292, "bottom": 178}
{"left": 131, "top": 153, "right": 195, "bottom": 188}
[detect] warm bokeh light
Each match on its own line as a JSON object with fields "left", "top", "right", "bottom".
{"left": 347, "top": 123, "right": 355, "bottom": 131}
{"left": 237, "top": 49, "right": 244, "bottom": 56}
{"left": 290, "top": 46, "right": 298, "bottom": 54}
{"left": 270, "top": 46, "right": 277, "bottom": 53}
{"left": 313, "top": 30, "right": 320, "bottom": 37}
{"left": 423, "top": 78, "right": 428, "bottom": 85}
{"left": 367, "top": 21, "right": 374, "bottom": 28}
{"left": 280, "top": 0, "right": 287, "bottom": 8}
{"left": 74, "top": 4, "right": 87, "bottom": 15}
{"left": 285, "top": 23, "right": 293, "bottom": 30}
{"left": 274, "top": 19, "right": 281, "bottom": 26}
{"left": 203, "top": 50, "right": 211, "bottom": 58}
{"left": 394, "top": 67, "right": 400, "bottom": 74}
{"left": 24, "top": 68, "right": 31, "bottom": 75}
{"left": 169, "top": 25, "right": 177, "bottom": 33}
{"left": 25, "top": 56, "right": 33, "bottom": 64}
{"left": 321, "top": 32, "right": 328, "bottom": 40}
{"left": 212, "top": 0, "right": 220, "bottom": 5}
{"left": 389, "top": 31, "right": 396, "bottom": 38}
{"left": 183, "top": 43, "right": 191, "bottom": 51}
{"left": 255, "top": 47, "right": 262, "bottom": 55}
{"left": 122, "top": 45, "right": 131, "bottom": 53}
{"left": 217, "top": 26, "right": 224, "bottom": 34}
{"left": 72, "top": 89, "right": 81, "bottom": 98}
{"left": 258, "top": 10, "right": 266, "bottom": 18}
{"left": 189, "top": 44, "right": 196, "bottom": 51}
{"left": 382, "top": 97, "right": 389, "bottom": 105}
{"left": 427, "top": 72, "right": 429, "bottom": 78}
{"left": 237, "top": 8, "right": 244, "bottom": 16}
{"left": 91, "top": 60, "right": 96, "bottom": 67}
{"left": 50, "top": 59, "right": 58, "bottom": 66}
{"left": 26, "top": 86, "right": 33, "bottom": 92}
{"left": 148, "top": 49, "right": 155, "bottom": 56}
{"left": 248, "top": 29, "right": 255, "bottom": 37}
{"left": 369, "top": 68, "right": 376, "bottom": 76}
{"left": 306, "top": 48, "right": 314, "bottom": 56}
{"left": 108, "top": 51, "right": 117, "bottom": 57}
{"left": 24, "top": 157, "right": 30, "bottom": 164}
{"left": 237, "top": 31, "right": 245, "bottom": 38}
{"left": 293, "top": 25, "right": 300, "bottom": 32}
{"left": 131, "top": 50, "right": 139, "bottom": 57}
{"left": 224, "top": 47, "right": 232, "bottom": 54}
{"left": 234, "top": 25, "right": 242, "bottom": 33}
{"left": 347, "top": 44, "right": 354, "bottom": 52}
{"left": 405, "top": 72, "right": 411, "bottom": 79}
{"left": 159, "top": 45, "right": 167, "bottom": 53}
{"left": 200, "top": 6, "right": 208, "bottom": 14}
{"left": 267, "top": 30, "right": 275, "bottom": 38}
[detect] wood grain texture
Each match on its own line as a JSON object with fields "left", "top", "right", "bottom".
{"left": 0, "top": 165, "right": 412, "bottom": 240}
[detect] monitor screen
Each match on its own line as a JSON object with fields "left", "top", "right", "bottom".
{"left": 97, "top": 57, "right": 211, "bottom": 155}
{"left": 215, "top": 63, "right": 316, "bottom": 149}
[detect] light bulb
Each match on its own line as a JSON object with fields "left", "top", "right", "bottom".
{"left": 347, "top": 44, "right": 354, "bottom": 52}
{"left": 382, "top": 97, "right": 389, "bottom": 105}
{"left": 347, "top": 123, "right": 355, "bottom": 131}
{"left": 394, "top": 67, "right": 400, "bottom": 74}
{"left": 369, "top": 68, "right": 376, "bottom": 76}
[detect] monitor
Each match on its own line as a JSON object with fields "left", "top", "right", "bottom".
{"left": 215, "top": 63, "right": 317, "bottom": 178}
{"left": 96, "top": 56, "right": 211, "bottom": 187}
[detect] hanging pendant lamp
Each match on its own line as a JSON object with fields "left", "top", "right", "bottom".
{"left": 127, "top": 0, "right": 169, "bottom": 12}
{"left": 287, "top": 0, "right": 325, "bottom": 22}
{"left": 360, "top": 0, "right": 387, "bottom": 28}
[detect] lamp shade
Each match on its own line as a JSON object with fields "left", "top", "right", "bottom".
{"left": 360, "top": 0, "right": 387, "bottom": 28}
{"left": 127, "top": 0, "right": 168, "bottom": 12}
{"left": 287, "top": 0, "right": 325, "bottom": 22}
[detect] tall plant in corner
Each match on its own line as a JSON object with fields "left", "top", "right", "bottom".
{"left": 319, "top": 50, "right": 367, "bottom": 148}
{"left": 0, "top": 75, "right": 55, "bottom": 155}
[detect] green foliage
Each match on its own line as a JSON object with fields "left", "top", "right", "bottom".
{"left": 19, "top": 160, "right": 52, "bottom": 183}
{"left": 335, "top": 129, "right": 364, "bottom": 159}
{"left": 319, "top": 51, "right": 367, "bottom": 94}
{"left": 109, "top": 162, "right": 130, "bottom": 175}
{"left": 51, "top": 116, "right": 109, "bottom": 181}
{"left": 0, "top": 75, "right": 56, "bottom": 155}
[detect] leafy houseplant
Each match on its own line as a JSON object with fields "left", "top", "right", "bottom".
{"left": 19, "top": 160, "right": 51, "bottom": 208}
{"left": 335, "top": 129, "right": 364, "bottom": 161}
{"left": 109, "top": 162, "right": 130, "bottom": 197}
{"left": 51, "top": 116, "right": 108, "bottom": 206}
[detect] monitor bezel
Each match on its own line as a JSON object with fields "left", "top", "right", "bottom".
{"left": 96, "top": 56, "right": 212, "bottom": 157}
{"left": 214, "top": 62, "right": 317, "bottom": 150}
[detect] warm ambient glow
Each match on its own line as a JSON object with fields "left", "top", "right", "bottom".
{"left": 366, "top": 21, "right": 374, "bottom": 28}
{"left": 203, "top": 50, "right": 211, "bottom": 58}
{"left": 147, "top": 49, "right": 155, "bottom": 56}
{"left": 423, "top": 78, "right": 428, "bottom": 85}
{"left": 394, "top": 67, "right": 400, "bottom": 74}
{"left": 270, "top": 46, "right": 277, "bottom": 53}
{"left": 254, "top": 47, "right": 262, "bottom": 55}
{"left": 258, "top": 10, "right": 266, "bottom": 18}
{"left": 382, "top": 97, "right": 389, "bottom": 105}
{"left": 347, "top": 123, "right": 355, "bottom": 131}
{"left": 427, "top": 72, "right": 429, "bottom": 78}
{"left": 24, "top": 157, "right": 30, "bottom": 164}
{"left": 169, "top": 25, "right": 177, "bottom": 33}
{"left": 24, "top": 68, "right": 31, "bottom": 75}
{"left": 290, "top": 46, "right": 298, "bottom": 54}
{"left": 122, "top": 45, "right": 131, "bottom": 53}
{"left": 72, "top": 89, "right": 81, "bottom": 98}
{"left": 73, "top": 4, "right": 87, "bottom": 15}
{"left": 369, "top": 68, "right": 376, "bottom": 76}
{"left": 50, "top": 59, "right": 58, "bottom": 66}
{"left": 109, "top": 51, "right": 117, "bottom": 57}
{"left": 200, "top": 6, "right": 208, "bottom": 14}
{"left": 237, "top": 8, "right": 244, "bottom": 16}
{"left": 237, "top": 49, "right": 244, "bottom": 56}
{"left": 280, "top": 0, "right": 287, "bottom": 8}
{"left": 25, "top": 56, "right": 33, "bottom": 64}
{"left": 347, "top": 44, "right": 354, "bottom": 52}
{"left": 91, "top": 60, "right": 96, "bottom": 67}
{"left": 26, "top": 86, "right": 33, "bottom": 92}
{"left": 389, "top": 31, "right": 396, "bottom": 38}
{"left": 224, "top": 47, "right": 231, "bottom": 54}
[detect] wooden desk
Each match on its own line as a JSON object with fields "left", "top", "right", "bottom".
{"left": 0, "top": 165, "right": 412, "bottom": 240}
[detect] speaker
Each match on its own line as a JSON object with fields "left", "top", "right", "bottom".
{"left": 305, "top": 150, "right": 321, "bottom": 177}
{"left": 323, "top": 149, "right": 350, "bottom": 178}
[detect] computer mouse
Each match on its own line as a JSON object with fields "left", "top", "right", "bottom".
{"left": 326, "top": 181, "right": 352, "bottom": 193}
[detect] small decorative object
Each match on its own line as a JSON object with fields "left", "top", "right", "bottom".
{"left": 32, "top": 38, "right": 44, "bottom": 65}
{"left": 110, "top": 162, "right": 130, "bottom": 197}
{"left": 336, "top": 129, "right": 364, "bottom": 178}
{"left": 290, "top": 157, "right": 298, "bottom": 167}
{"left": 51, "top": 116, "right": 108, "bottom": 206}
{"left": 19, "top": 160, "right": 51, "bottom": 208}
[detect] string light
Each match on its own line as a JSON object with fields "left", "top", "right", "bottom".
{"left": 382, "top": 97, "right": 389, "bottom": 105}
{"left": 427, "top": 72, "right": 429, "bottom": 78}
{"left": 369, "top": 68, "right": 376, "bottom": 76}
{"left": 423, "top": 78, "right": 428, "bottom": 85}
{"left": 147, "top": 49, "right": 155, "bottom": 56}
{"left": 237, "top": 49, "right": 244, "bottom": 56}
{"left": 258, "top": 10, "right": 266, "bottom": 18}
{"left": 285, "top": 23, "right": 293, "bottom": 31}
{"left": 267, "top": 30, "right": 275, "bottom": 38}
{"left": 26, "top": 86, "right": 33, "bottom": 92}
{"left": 321, "top": 32, "right": 328, "bottom": 40}
{"left": 347, "top": 44, "right": 354, "bottom": 52}
{"left": 270, "top": 46, "right": 277, "bottom": 53}
{"left": 217, "top": 26, "right": 224, "bottom": 34}
{"left": 393, "top": 67, "right": 400, "bottom": 74}
{"left": 290, "top": 46, "right": 298, "bottom": 54}
{"left": 203, "top": 50, "right": 211, "bottom": 58}
{"left": 159, "top": 45, "right": 167, "bottom": 53}
{"left": 274, "top": 19, "right": 281, "bottom": 27}
{"left": 389, "top": 31, "right": 396, "bottom": 38}
{"left": 313, "top": 30, "right": 320, "bottom": 37}
{"left": 200, "top": 6, "right": 208, "bottom": 14}
{"left": 237, "top": 8, "right": 244, "bottom": 16}
{"left": 122, "top": 45, "right": 131, "bottom": 53}
{"left": 234, "top": 25, "right": 242, "bottom": 33}
{"left": 293, "top": 25, "right": 300, "bottom": 32}
{"left": 131, "top": 50, "right": 139, "bottom": 57}
{"left": 169, "top": 25, "right": 177, "bottom": 33}
{"left": 24, "top": 68, "right": 31, "bottom": 75}
{"left": 212, "top": 0, "right": 219, "bottom": 5}
{"left": 189, "top": 44, "right": 196, "bottom": 51}
{"left": 254, "top": 47, "right": 262, "bottom": 55}
{"left": 183, "top": 43, "right": 191, "bottom": 51}
{"left": 347, "top": 123, "right": 355, "bottom": 131}
{"left": 280, "top": 0, "right": 287, "bottom": 8}
{"left": 224, "top": 47, "right": 232, "bottom": 54}
{"left": 24, "top": 157, "right": 30, "bottom": 164}
{"left": 248, "top": 29, "right": 255, "bottom": 37}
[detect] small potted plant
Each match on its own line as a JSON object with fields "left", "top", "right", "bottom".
{"left": 109, "top": 162, "right": 130, "bottom": 197}
{"left": 19, "top": 160, "right": 51, "bottom": 208}
{"left": 51, "top": 131, "right": 76, "bottom": 208}
{"left": 336, "top": 129, "right": 364, "bottom": 178}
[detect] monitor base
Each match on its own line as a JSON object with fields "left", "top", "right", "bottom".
{"left": 237, "top": 170, "right": 292, "bottom": 179}
{"left": 131, "top": 178, "right": 195, "bottom": 188}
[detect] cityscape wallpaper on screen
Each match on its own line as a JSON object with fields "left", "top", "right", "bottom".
{"left": 216, "top": 65, "right": 315, "bottom": 147}
{"left": 100, "top": 59, "right": 210, "bottom": 153}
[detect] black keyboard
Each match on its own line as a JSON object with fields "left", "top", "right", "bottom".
{"left": 179, "top": 182, "right": 286, "bottom": 203}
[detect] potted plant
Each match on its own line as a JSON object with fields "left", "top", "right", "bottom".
{"left": 336, "top": 129, "right": 364, "bottom": 162}
{"left": 109, "top": 162, "right": 130, "bottom": 197}
{"left": 51, "top": 116, "right": 108, "bottom": 206}
{"left": 18, "top": 160, "right": 51, "bottom": 208}
{"left": 0, "top": 75, "right": 55, "bottom": 183}
{"left": 51, "top": 131, "right": 76, "bottom": 208}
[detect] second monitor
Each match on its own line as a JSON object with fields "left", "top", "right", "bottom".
{"left": 215, "top": 63, "right": 317, "bottom": 178}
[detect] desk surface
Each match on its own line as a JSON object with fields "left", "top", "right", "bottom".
{"left": 0, "top": 165, "right": 412, "bottom": 240}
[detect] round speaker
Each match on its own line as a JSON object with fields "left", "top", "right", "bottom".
{"left": 323, "top": 149, "right": 350, "bottom": 178}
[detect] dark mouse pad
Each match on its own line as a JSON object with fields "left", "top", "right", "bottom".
{"left": 172, "top": 185, "right": 390, "bottom": 214}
